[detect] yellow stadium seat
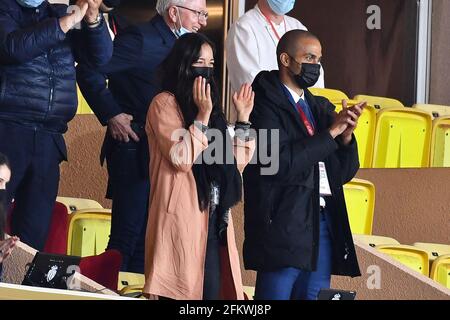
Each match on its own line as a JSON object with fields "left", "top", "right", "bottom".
{"left": 76, "top": 85, "right": 94, "bottom": 115}
{"left": 118, "top": 272, "right": 146, "bottom": 291}
{"left": 413, "top": 243, "right": 450, "bottom": 262}
{"left": 430, "top": 255, "right": 450, "bottom": 289}
{"left": 412, "top": 104, "right": 450, "bottom": 119}
{"left": 356, "top": 105, "right": 377, "bottom": 168}
{"left": 328, "top": 100, "right": 376, "bottom": 168}
{"left": 309, "top": 88, "right": 349, "bottom": 103}
{"left": 430, "top": 117, "right": 450, "bottom": 167}
{"left": 243, "top": 286, "right": 255, "bottom": 300}
{"left": 354, "top": 94, "right": 405, "bottom": 110}
{"left": 67, "top": 209, "right": 112, "bottom": 257}
{"left": 119, "top": 285, "right": 145, "bottom": 298}
{"left": 76, "top": 85, "right": 83, "bottom": 115}
{"left": 353, "top": 235, "right": 400, "bottom": 248}
{"left": 376, "top": 245, "right": 430, "bottom": 276}
{"left": 343, "top": 179, "right": 375, "bottom": 235}
{"left": 372, "top": 108, "right": 433, "bottom": 168}
{"left": 56, "top": 196, "right": 103, "bottom": 214}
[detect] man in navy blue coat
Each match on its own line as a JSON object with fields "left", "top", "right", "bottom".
{"left": 243, "top": 30, "right": 364, "bottom": 300}
{"left": 76, "top": 0, "right": 208, "bottom": 273}
{"left": 0, "top": 0, "right": 112, "bottom": 251}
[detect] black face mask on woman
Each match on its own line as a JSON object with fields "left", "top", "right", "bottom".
{"left": 191, "top": 67, "right": 214, "bottom": 82}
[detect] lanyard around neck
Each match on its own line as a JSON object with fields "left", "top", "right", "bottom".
{"left": 261, "top": 11, "right": 286, "bottom": 41}
{"left": 296, "top": 100, "right": 315, "bottom": 136}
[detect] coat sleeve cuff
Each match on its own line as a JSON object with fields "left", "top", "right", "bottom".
{"left": 336, "top": 134, "right": 357, "bottom": 150}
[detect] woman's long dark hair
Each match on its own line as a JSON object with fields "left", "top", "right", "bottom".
{"left": 159, "top": 33, "right": 224, "bottom": 128}
{"left": 157, "top": 34, "right": 242, "bottom": 239}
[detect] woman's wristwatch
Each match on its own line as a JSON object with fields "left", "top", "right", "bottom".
{"left": 234, "top": 121, "right": 253, "bottom": 141}
{"left": 194, "top": 121, "right": 209, "bottom": 134}
{"left": 235, "top": 120, "right": 251, "bottom": 126}
{"left": 84, "top": 12, "right": 103, "bottom": 28}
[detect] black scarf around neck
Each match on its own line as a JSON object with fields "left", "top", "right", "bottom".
{"left": 191, "top": 114, "right": 242, "bottom": 241}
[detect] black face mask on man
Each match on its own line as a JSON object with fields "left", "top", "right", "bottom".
{"left": 295, "top": 63, "right": 321, "bottom": 89}
{"left": 192, "top": 67, "right": 214, "bottom": 82}
{"left": 288, "top": 56, "right": 321, "bottom": 89}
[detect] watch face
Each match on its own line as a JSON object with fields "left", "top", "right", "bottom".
{"left": 194, "top": 121, "right": 209, "bottom": 133}
{"left": 201, "top": 124, "right": 209, "bottom": 133}
{"left": 86, "top": 13, "right": 102, "bottom": 25}
{"left": 95, "top": 13, "right": 103, "bottom": 23}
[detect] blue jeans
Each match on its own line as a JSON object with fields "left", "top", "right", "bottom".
{"left": 254, "top": 210, "right": 332, "bottom": 300}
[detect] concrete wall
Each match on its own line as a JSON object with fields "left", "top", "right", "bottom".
{"left": 60, "top": 116, "right": 111, "bottom": 208}
{"left": 430, "top": 0, "right": 450, "bottom": 105}
{"left": 331, "top": 242, "right": 450, "bottom": 300}
{"left": 356, "top": 169, "right": 450, "bottom": 245}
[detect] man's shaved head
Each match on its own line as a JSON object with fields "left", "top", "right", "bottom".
{"left": 276, "top": 30, "right": 320, "bottom": 68}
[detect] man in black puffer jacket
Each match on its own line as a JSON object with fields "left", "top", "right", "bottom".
{"left": 0, "top": 0, "right": 112, "bottom": 251}
{"left": 243, "top": 30, "right": 366, "bottom": 300}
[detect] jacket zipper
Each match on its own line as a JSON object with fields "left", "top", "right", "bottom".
{"left": 311, "top": 165, "right": 320, "bottom": 269}
{"left": 0, "top": 72, "right": 6, "bottom": 102}
{"left": 45, "top": 52, "right": 54, "bottom": 121}
{"left": 344, "top": 243, "right": 350, "bottom": 261}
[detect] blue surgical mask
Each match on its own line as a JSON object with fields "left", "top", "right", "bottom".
{"left": 266, "top": 0, "right": 295, "bottom": 16}
{"left": 174, "top": 7, "right": 192, "bottom": 38}
{"left": 174, "top": 27, "right": 191, "bottom": 38}
{"left": 16, "top": 0, "right": 45, "bottom": 8}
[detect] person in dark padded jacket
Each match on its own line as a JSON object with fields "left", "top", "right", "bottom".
{"left": 243, "top": 30, "right": 366, "bottom": 300}
{"left": 0, "top": 0, "right": 112, "bottom": 251}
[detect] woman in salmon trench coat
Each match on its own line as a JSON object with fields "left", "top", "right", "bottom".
{"left": 144, "top": 33, "right": 256, "bottom": 300}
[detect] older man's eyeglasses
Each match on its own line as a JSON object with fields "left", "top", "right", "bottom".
{"left": 176, "top": 5, "right": 209, "bottom": 21}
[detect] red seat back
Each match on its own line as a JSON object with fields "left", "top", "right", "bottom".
{"left": 43, "top": 202, "right": 69, "bottom": 254}
{"left": 79, "top": 249, "right": 122, "bottom": 292}
{"left": 7, "top": 201, "right": 69, "bottom": 254}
